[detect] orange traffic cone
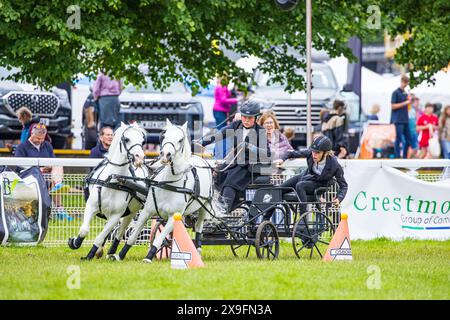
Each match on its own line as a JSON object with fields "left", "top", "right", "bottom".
{"left": 170, "top": 213, "right": 205, "bottom": 269}
{"left": 323, "top": 213, "right": 352, "bottom": 261}
{"left": 150, "top": 219, "right": 171, "bottom": 260}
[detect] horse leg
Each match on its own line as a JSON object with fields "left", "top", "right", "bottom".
{"left": 115, "top": 209, "right": 152, "bottom": 261}
{"left": 143, "top": 215, "right": 174, "bottom": 264}
{"left": 107, "top": 213, "right": 134, "bottom": 258}
{"left": 83, "top": 213, "right": 122, "bottom": 261}
{"left": 194, "top": 208, "right": 208, "bottom": 256}
{"left": 68, "top": 199, "right": 97, "bottom": 250}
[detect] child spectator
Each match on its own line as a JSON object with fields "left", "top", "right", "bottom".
{"left": 367, "top": 104, "right": 380, "bottom": 121}
{"left": 416, "top": 103, "right": 439, "bottom": 159}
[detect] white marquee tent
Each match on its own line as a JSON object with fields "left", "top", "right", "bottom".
{"left": 327, "top": 57, "right": 450, "bottom": 123}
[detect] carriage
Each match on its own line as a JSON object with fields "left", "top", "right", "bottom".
{"left": 69, "top": 121, "right": 341, "bottom": 262}
{"left": 149, "top": 163, "right": 341, "bottom": 261}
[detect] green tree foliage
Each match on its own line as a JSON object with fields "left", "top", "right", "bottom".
{"left": 383, "top": 0, "right": 450, "bottom": 87}
{"left": 0, "top": 1, "right": 447, "bottom": 91}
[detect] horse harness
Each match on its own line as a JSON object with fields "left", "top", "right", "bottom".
{"left": 84, "top": 126, "right": 149, "bottom": 218}
{"left": 150, "top": 165, "right": 214, "bottom": 219}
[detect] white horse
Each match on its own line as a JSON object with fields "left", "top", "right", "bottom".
{"left": 68, "top": 122, "right": 150, "bottom": 260}
{"left": 113, "top": 119, "right": 218, "bottom": 262}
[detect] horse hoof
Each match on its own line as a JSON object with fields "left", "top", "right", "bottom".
{"left": 142, "top": 258, "right": 153, "bottom": 264}
{"left": 80, "top": 256, "right": 92, "bottom": 261}
{"left": 68, "top": 238, "right": 79, "bottom": 250}
{"left": 108, "top": 254, "right": 121, "bottom": 262}
{"left": 95, "top": 247, "right": 104, "bottom": 259}
{"left": 197, "top": 247, "right": 202, "bottom": 256}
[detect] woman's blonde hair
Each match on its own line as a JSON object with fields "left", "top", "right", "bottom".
{"left": 258, "top": 111, "right": 280, "bottom": 130}
{"left": 370, "top": 104, "right": 380, "bottom": 115}
{"left": 439, "top": 105, "right": 450, "bottom": 130}
{"left": 16, "top": 106, "right": 32, "bottom": 121}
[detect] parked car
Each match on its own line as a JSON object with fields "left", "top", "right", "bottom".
{"left": 249, "top": 62, "right": 362, "bottom": 152}
{"left": 0, "top": 69, "right": 72, "bottom": 149}
{"left": 119, "top": 80, "right": 204, "bottom": 144}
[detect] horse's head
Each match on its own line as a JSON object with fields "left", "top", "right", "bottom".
{"left": 160, "top": 119, "right": 190, "bottom": 165}
{"left": 112, "top": 122, "right": 146, "bottom": 167}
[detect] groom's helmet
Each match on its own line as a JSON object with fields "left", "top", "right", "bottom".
{"left": 310, "top": 135, "right": 332, "bottom": 152}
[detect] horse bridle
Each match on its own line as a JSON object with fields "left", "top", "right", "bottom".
{"left": 107, "top": 125, "right": 146, "bottom": 167}
{"left": 160, "top": 125, "right": 186, "bottom": 158}
{"left": 160, "top": 125, "right": 188, "bottom": 175}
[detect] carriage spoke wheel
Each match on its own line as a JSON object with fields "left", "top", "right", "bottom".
{"left": 230, "top": 243, "right": 252, "bottom": 258}
{"left": 149, "top": 221, "right": 172, "bottom": 259}
{"left": 255, "top": 221, "right": 279, "bottom": 260}
{"left": 229, "top": 204, "right": 252, "bottom": 258}
{"left": 292, "top": 211, "right": 335, "bottom": 260}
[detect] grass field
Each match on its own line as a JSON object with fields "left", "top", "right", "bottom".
{"left": 0, "top": 239, "right": 449, "bottom": 300}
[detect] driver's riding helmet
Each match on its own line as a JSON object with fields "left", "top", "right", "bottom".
{"left": 240, "top": 100, "right": 261, "bottom": 117}
{"left": 310, "top": 135, "right": 332, "bottom": 152}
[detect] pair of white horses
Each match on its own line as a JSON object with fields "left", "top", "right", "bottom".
{"left": 68, "top": 120, "right": 216, "bottom": 262}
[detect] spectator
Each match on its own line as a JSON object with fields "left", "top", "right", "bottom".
{"left": 16, "top": 107, "right": 37, "bottom": 144}
{"left": 367, "top": 104, "right": 380, "bottom": 121}
{"left": 406, "top": 95, "right": 421, "bottom": 158}
{"left": 14, "top": 124, "right": 55, "bottom": 174}
{"left": 89, "top": 126, "right": 114, "bottom": 158}
{"left": 439, "top": 105, "right": 450, "bottom": 159}
{"left": 321, "top": 100, "right": 349, "bottom": 159}
{"left": 213, "top": 76, "right": 238, "bottom": 130}
{"left": 14, "top": 123, "right": 70, "bottom": 220}
{"left": 83, "top": 86, "right": 99, "bottom": 150}
{"left": 258, "top": 111, "right": 293, "bottom": 160}
{"left": 416, "top": 103, "right": 439, "bottom": 159}
{"left": 283, "top": 127, "right": 295, "bottom": 143}
{"left": 93, "top": 72, "right": 123, "bottom": 130}
{"left": 391, "top": 75, "right": 412, "bottom": 158}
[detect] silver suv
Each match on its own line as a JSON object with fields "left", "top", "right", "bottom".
{"left": 250, "top": 62, "right": 360, "bottom": 148}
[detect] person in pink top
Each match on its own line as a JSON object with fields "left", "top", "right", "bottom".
{"left": 213, "top": 76, "right": 238, "bottom": 129}
{"left": 93, "top": 72, "right": 123, "bottom": 130}
{"left": 416, "top": 102, "right": 439, "bottom": 158}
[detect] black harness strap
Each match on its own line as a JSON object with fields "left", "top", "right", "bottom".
{"left": 151, "top": 186, "right": 161, "bottom": 218}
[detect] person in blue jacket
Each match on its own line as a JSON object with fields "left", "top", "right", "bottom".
{"left": 89, "top": 126, "right": 114, "bottom": 158}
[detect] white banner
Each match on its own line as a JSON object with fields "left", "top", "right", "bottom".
{"left": 341, "top": 165, "right": 450, "bottom": 240}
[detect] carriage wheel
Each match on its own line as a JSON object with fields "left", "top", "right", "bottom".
{"left": 255, "top": 221, "right": 279, "bottom": 260}
{"left": 229, "top": 203, "right": 252, "bottom": 258}
{"left": 230, "top": 243, "right": 252, "bottom": 258}
{"left": 292, "top": 210, "right": 335, "bottom": 259}
{"left": 149, "top": 220, "right": 172, "bottom": 259}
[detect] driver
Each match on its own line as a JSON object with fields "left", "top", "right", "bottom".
{"left": 275, "top": 135, "right": 348, "bottom": 214}
{"left": 198, "top": 101, "right": 271, "bottom": 212}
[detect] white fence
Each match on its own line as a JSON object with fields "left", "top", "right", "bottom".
{"left": 1, "top": 157, "right": 449, "bottom": 246}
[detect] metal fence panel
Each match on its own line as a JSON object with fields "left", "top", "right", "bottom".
{"left": 0, "top": 159, "right": 445, "bottom": 247}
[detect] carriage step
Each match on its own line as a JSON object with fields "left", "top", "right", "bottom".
{"left": 202, "top": 232, "right": 227, "bottom": 239}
